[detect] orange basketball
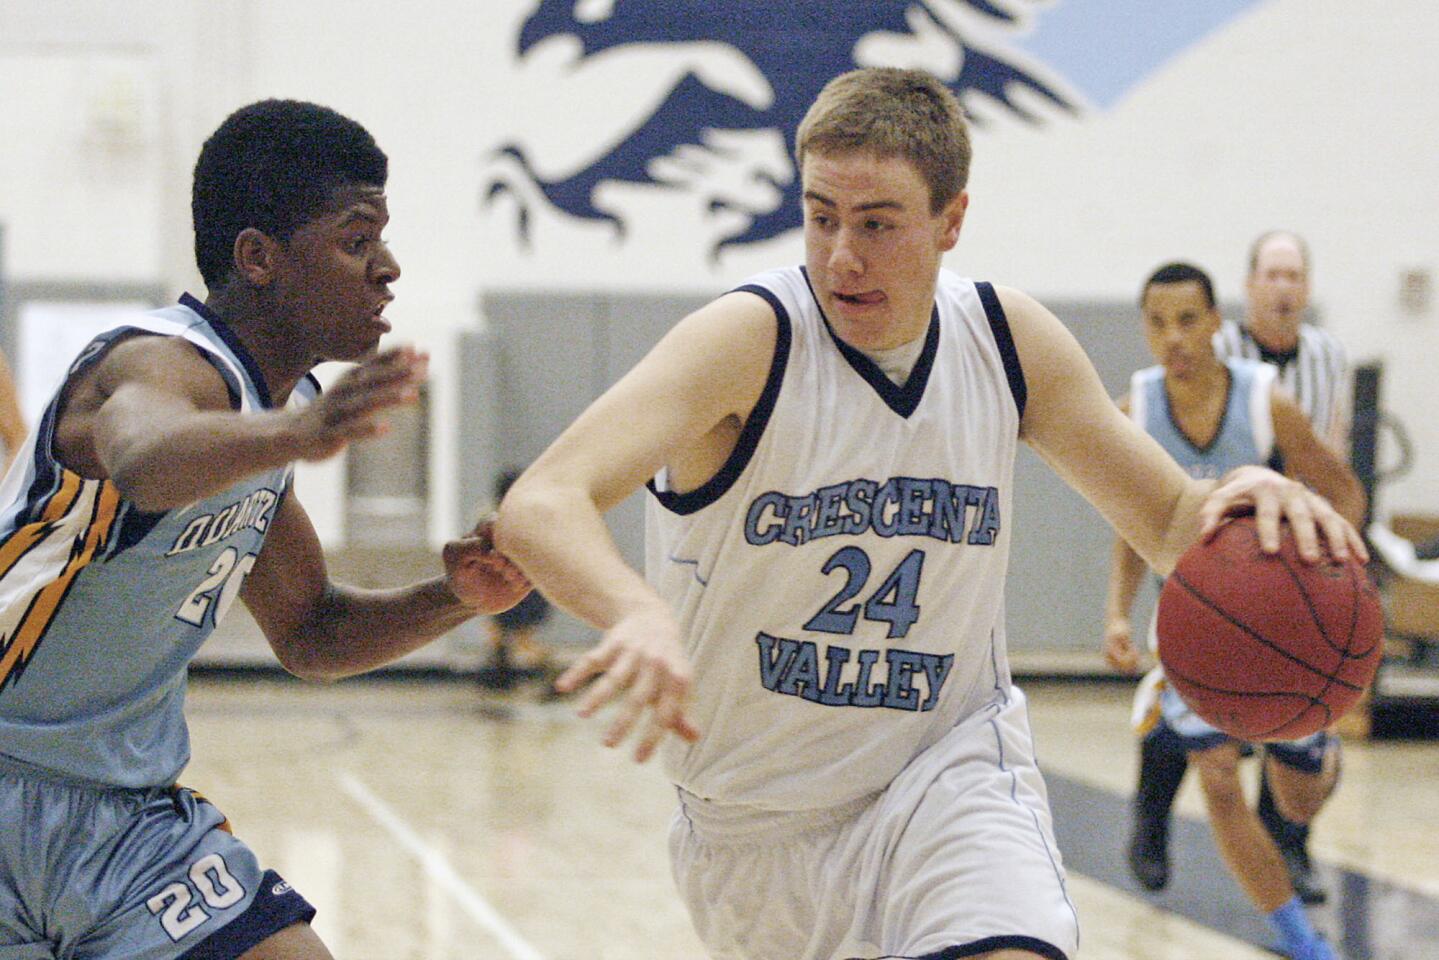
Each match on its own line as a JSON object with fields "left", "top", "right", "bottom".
{"left": 1156, "top": 516, "right": 1383, "bottom": 741}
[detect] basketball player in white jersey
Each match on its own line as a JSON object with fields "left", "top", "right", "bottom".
{"left": 1104, "top": 262, "right": 1360, "bottom": 960}
{"left": 1131, "top": 232, "right": 1351, "bottom": 905}
{"left": 492, "top": 68, "right": 1365, "bottom": 960}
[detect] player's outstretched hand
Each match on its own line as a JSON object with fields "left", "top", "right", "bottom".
{"left": 442, "top": 517, "right": 533, "bottom": 614}
{"left": 1199, "top": 465, "right": 1368, "bottom": 564}
{"left": 554, "top": 604, "right": 701, "bottom": 763}
{"left": 290, "top": 346, "right": 428, "bottom": 462}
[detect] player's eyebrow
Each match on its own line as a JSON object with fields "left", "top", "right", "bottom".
{"left": 802, "top": 190, "right": 905, "bottom": 213}
{"left": 336, "top": 208, "right": 387, "bottom": 227}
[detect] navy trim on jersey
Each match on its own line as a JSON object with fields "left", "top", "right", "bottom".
{"left": 799, "top": 267, "right": 938, "bottom": 419}
{"left": 179, "top": 870, "right": 316, "bottom": 960}
{"left": 189, "top": 342, "right": 244, "bottom": 411}
{"left": 910, "top": 935, "right": 1069, "bottom": 960}
{"left": 102, "top": 502, "right": 168, "bottom": 560}
{"left": 15, "top": 324, "right": 142, "bottom": 526}
{"left": 23, "top": 398, "right": 65, "bottom": 527}
{"left": 180, "top": 293, "right": 274, "bottom": 409}
{"left": 646, "top": 285, "right": 792, "bottom": 516}
{"left": 1162, "top": 365, "right": 1235, "bottom": 455}
{"left": 975, "top": 282, "right": 1027, "bottom": 422}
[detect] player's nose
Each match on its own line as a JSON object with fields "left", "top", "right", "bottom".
{"left": 373, "top": 242, "right": 401, "bottom": 285}
{"left": 828, "top": 230, "right": 863, "bottom": 275}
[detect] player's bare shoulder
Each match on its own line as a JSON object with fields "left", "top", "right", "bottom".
{"left": 52, "top": 333, "right": 234, "bottom": 478}
{"left": 657, "top": 290, "right": 781, "bottom": 494}
{"left": 661, "top": 288, "right": 781, "bottom": 424}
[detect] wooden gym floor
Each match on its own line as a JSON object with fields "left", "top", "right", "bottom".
{"left": 181, "top": 675, "right": 1439, "bottom": 959}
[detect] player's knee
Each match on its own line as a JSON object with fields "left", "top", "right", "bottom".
{"left": 1199, "top": 774, "right": 1247, "bottom": 813}
{"left": 1272, "top": 781, "right": 1326, "bottom": 823}
{"left": 1193, "top": 752, "right": 1244, "bottom": 809}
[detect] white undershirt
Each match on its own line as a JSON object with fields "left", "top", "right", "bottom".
{"left": 859, "top": 335, "right": 927, "bottom": 386}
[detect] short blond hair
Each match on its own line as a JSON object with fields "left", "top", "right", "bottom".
{"left": 795, "top": 67, "right": 971, "bottom": 213}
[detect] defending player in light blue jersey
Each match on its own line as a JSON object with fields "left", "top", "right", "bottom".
{"left": 490, "top": 69, "right": 1367, "bottom": 960}
{"left": 1103, "top": 262, "right": 1363, "bottom": 960}
{"left": 0, "top": 100, "right": 529, "bottom": 960}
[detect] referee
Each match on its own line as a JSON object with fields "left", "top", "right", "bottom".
{"left": 1127, "top": 230, "right": 1350, "bottom": 905}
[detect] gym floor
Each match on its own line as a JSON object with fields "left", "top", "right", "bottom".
{"left": 182, "top": 674, "right": 1439, "bottom": 959}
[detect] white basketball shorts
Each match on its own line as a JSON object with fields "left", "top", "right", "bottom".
{"left": 668, "top": 686, "right": 1079, "bottom": 960}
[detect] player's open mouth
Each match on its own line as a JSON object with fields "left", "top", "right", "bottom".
{"left": 834, "top": 291, "right": 885, "bottom": 306}
{"left": 370, "top": 300, "right": 393, "bottom": 332}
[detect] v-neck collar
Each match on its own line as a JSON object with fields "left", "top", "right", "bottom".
{"left": 180, "top": 293, "right": 276, "bottom": 409}
{"left": 800, "top": 267, "right": 939, "bottom": 419}
{"left": 1162, "top": 364, "right": 1234, "bottom": 455}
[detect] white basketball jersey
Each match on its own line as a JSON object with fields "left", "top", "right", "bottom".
{"left": 647, "top": 266, "right": 1025, "bottom": 811}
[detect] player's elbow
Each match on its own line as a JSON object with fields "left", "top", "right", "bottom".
{"left": 109, "top": 459, "right": 188, "bottom": 512}
{"left": 105, "top": 435, "right": 209, "bottom": 511}
{"left": 270, "top": 639, "right": 350, "bottom": 683}
{"left": 264, "top": 602, "right": 358, "bottom": 683}
{"left": 493, "top": 480, "right": 570, "bottom": 560}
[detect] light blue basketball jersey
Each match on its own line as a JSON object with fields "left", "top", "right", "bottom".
{"left": 1128, "top": 358, "right": 1276, "bottom": 480}
{"left": 0, "top": 294, "right": 317, "bottom": 788}
{"left": 1131, "top": 357, "right": 1296, "bottom": 741}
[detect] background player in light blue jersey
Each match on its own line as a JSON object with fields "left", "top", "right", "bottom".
{"left": 0, "top": 100, "right": 529, "bottom": 960}
{"left": 1103, "top": 262, "right": 1363, "bottom": 960}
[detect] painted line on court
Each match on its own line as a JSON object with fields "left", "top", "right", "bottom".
{"left": 338, "top": 772, "right": 548, "bottom": 960}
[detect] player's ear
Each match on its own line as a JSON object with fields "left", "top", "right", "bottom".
{"left": 938, "top": 190, "right": 968, "bottom": 251}
{"left": 233, "top": 228, "right": 281, "bottom": 287}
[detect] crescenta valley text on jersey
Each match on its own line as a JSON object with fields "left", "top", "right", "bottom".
{"left": 646, "top": 266, "right": 1025, "bottom": 809}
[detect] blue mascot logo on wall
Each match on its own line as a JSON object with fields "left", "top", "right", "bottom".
{"left": 484, "top": 0, "right": 1261, "bottom": 259}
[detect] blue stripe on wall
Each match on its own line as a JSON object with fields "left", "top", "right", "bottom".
{"left": 1011, "top": 0, "right": 1266, "bottom": 109}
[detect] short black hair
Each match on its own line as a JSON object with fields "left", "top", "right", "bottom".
{"left": 1142, "top": 262, "right": 1216, "bottom": 309}
{"left": 192, "top": 99, "right": 388, "bottom": 288}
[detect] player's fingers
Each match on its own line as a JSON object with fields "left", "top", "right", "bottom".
{"left": 576, "top": 649, "right": 639, "bottom": 719}
{"left": 633, "top": 711, "right": 670, "bottom": 764}
{"left": 652, "top": 667, "right": 699, "bottom": 741}
{"left": 1284, "top": 495, "right": 1322, "bottom": 562}
{"left": 604, "top": 666, "right": 659, "bottom": 750}
{"left": 1317, "top": 509, "right": 1361, "bottom": 564}
{"left": 1251, "top": 490, "right": 1285, "bottom": 553}
{"left": 1348, "top": 523, "right": 1370, "bottom": 564}
{"left": 673, "top": 712, "right": 702, "bottom": 743}
{"left": 1197, "top": 492, "right": 1232, "bottom": 542}
{"left": 555, "top": 641, "right": 619, "bottom": 694}
{"left": 332, "top": 349, "right": 422, "bottom": 397}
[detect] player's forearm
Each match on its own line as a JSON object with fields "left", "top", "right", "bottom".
{"left": 494, "top": 483, "right": 666, "bottom": 630}
{"left": 275, "top": 578, "right": 479, "bottom": 680}
{"left": 103, "top": 409, "right": 305, "bottom": 510}
{"left": 1105, "top": 536, "right": 1146, "bottom": 626}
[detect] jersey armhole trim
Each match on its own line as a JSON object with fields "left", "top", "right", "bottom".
{"left": 975, "top": 282, "right": 1027, "bottom": 422}
{"left": 646, "top": 285, "right": 791, "bottom": 516}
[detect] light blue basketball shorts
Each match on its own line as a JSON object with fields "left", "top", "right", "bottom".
{"left": 1159, "top": 682, "right": 1333, "bottom": 772}
{"left": 0, "top": 755, "right": 315, "bottom": 960}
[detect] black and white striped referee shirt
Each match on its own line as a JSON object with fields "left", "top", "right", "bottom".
{"left": 1214, "top": 318, "right": 1350, "bottom": 451}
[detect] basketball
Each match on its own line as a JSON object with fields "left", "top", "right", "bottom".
{"left": 1156, "top": 516, "right": 1383, "bottom": 741}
